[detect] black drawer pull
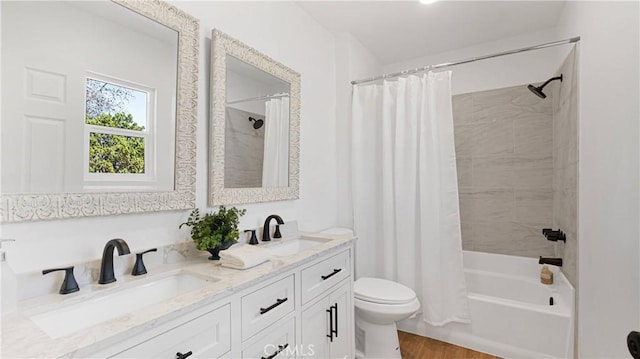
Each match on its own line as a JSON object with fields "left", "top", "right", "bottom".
{"left": 260, "top": 297, "right": 288, "bottom": 315}
{"left": 321, "top": 268, "right": 342, "bottom": 280}
{"left": 176, "top": 351, "right": 192, "bottom": 359}
{"left": 262, "top": 343, "right": 289, "bottom": 359}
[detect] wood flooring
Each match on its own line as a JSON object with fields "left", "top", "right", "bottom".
{"left": 398, "top": 331, "right": 501, "bottom": 359}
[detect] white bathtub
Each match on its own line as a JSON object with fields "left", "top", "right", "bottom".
{"left": 398, "top": 251, "right": 575, "bottom": 358}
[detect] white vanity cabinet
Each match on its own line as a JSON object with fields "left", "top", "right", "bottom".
{"left": 86, "top": 245, "right": 354, "bottom": 359}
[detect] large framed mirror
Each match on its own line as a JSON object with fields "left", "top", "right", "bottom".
{"left": 0, "top": 0, "right": 199, "bottom": 222}
{"left": 209, "top": 30, "right": 300, "bottom": 205}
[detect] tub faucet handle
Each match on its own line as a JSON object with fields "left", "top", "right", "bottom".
{"left": 542, "top": 228, "right": 566, "bottom": 242}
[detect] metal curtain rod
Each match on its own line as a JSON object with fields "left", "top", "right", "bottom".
{"left": 226, "top": 93, "right": 289, "bottom": 105}
{"left": 351, "top": 36, "right": 581, "bottom": 85}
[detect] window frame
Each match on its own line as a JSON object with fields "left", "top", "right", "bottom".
{"left": 83, "top": 73, "right": 157, "bottom": 190}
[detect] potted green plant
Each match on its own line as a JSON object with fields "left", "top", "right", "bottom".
{"left": 179, "top": 206, "right": 246, "bottom": 260}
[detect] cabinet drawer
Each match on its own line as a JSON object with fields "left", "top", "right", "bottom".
{"left": 111, "top": 304, "right": 231, "bottom": 359}
{"left": 242, "top": 317, "right": 296, "bottom": 359}
{"left": 301, "top": 250, "right": 350, "bottom": 304}
{"left": 242, "top": 275, "right": 295, "bottom": 340}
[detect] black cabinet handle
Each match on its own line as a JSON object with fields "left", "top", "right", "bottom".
{"left": 321, "top": 268, "right": 342, "bottom": 280}
{"left": 332, "top": 303, "right": 339, "bottom": 338}
{"left": 261, "top": 343, "right": 288, "bottom": 359}
{"left": 326, "top": 303, "right": 339, "bottom": 342}
{"left": 326, "top": 306, "right": 334, "bottom": 342}
{"left": 176, "top": 351, "right": 192, "bottom": 359}
{"left": 260, "top": 298, "right": 288, "bottom": 315}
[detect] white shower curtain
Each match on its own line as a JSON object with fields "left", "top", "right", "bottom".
{"left": 351, "top": 72, "right": 470, "bottom": 326}
{"left": 262, "top": 97, "right": 290, "bottom": 187}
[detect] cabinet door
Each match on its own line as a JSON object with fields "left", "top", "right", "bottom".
{"left": 329, "top": 282, "right": 352, "bottom": 359}
{"left": 111, "top": 304, "right": 231, "bottom": 359}
{"left": 301, "top": 297, "right": 330, "bottom": 359}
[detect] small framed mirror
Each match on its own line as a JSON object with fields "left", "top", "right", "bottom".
{"left": 209, "top": 30, "right": 300, "bottom": 205}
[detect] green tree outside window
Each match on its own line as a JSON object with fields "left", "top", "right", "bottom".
{"left": 85, "top": 78, "right": 147, "bottom": 174}
{"left": 87, "top": 113, "right": 145, "bottom": 174}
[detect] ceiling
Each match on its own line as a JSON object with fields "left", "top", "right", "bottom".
{"left": 296, "top": 1, "right": 566, "bottom": 65}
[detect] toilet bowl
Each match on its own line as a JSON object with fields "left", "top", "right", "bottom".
{"left": 354, "top": 277, "right": 421, "bottom": 359}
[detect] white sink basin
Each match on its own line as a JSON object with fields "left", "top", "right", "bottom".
{"left": 29, "top": 271, "right": 216, "bottom": 338}
{"left": 267, "top": 238, "right": 329, "bottom": 256}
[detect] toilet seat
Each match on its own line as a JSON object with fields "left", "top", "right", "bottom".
{"left": 354, "top": 277, "right": 417, "bottom": 305}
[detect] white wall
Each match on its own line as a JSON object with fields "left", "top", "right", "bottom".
{"left": 554, "top": 2, "right": 639, "bottom": 358}
{"left": 1, "top": 1, "right": 338, "bottom": 274}
{"left": 382, "top": 28, "right": 569, "bottom": 95}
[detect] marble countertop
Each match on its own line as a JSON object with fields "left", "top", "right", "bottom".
{"left": 1, "top": 233, "right": 355, "bottom": 359}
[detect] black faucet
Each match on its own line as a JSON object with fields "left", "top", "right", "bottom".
{"left": 262, "top": 215, "right": 284, "bottom": 242}
{"left": 99, "top": 238, "right": 131, "bottom": 284}
{"left": 539, "top": 256, "right": 563, "bottom": 267}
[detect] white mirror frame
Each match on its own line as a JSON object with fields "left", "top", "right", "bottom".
{"left": 209, "top": 29, "right": 300, "bottom": 205}
{"left": 0, "top": 0, "right": 199, "bottom": 223}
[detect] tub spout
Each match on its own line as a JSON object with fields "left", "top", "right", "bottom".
{"left": 539, "top": 256, "right": 563, "bottom": 267}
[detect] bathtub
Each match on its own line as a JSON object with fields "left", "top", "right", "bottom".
{"left": 398, "top": 251, "right": 575, "bottom": 358}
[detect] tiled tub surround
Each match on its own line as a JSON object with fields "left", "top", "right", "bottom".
{"left": 1, "top": 232, "right": 355, "bottom": 358}
{"left": 551, "top": 47, "right": 578, "bottom": 289}
{"left": 453, "top": 84, "right": 555, "bottom": 257}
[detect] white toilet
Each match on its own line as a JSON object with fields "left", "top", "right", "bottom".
{"left": 354, "top": 277, "right": 421, "bottom": 359}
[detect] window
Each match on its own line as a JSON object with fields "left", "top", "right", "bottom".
{"left": 84, "top": 75, "right": 155, "bottom": 187}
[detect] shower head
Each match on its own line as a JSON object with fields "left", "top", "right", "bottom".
{"left": 527, "top": 74, "right": 563, "bottom": 99}
{"left": 527, "top": 84, "right": 547, "bottom": 99}
{"left": 249, "top": 117, "right": 264, "bottom": 129}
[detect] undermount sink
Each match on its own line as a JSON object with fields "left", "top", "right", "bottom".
{"left": 29, "top": 271, "right": 217, "bottom": 338}
{"left": 266, "top": 237, "right": 329, "bottom": 256}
